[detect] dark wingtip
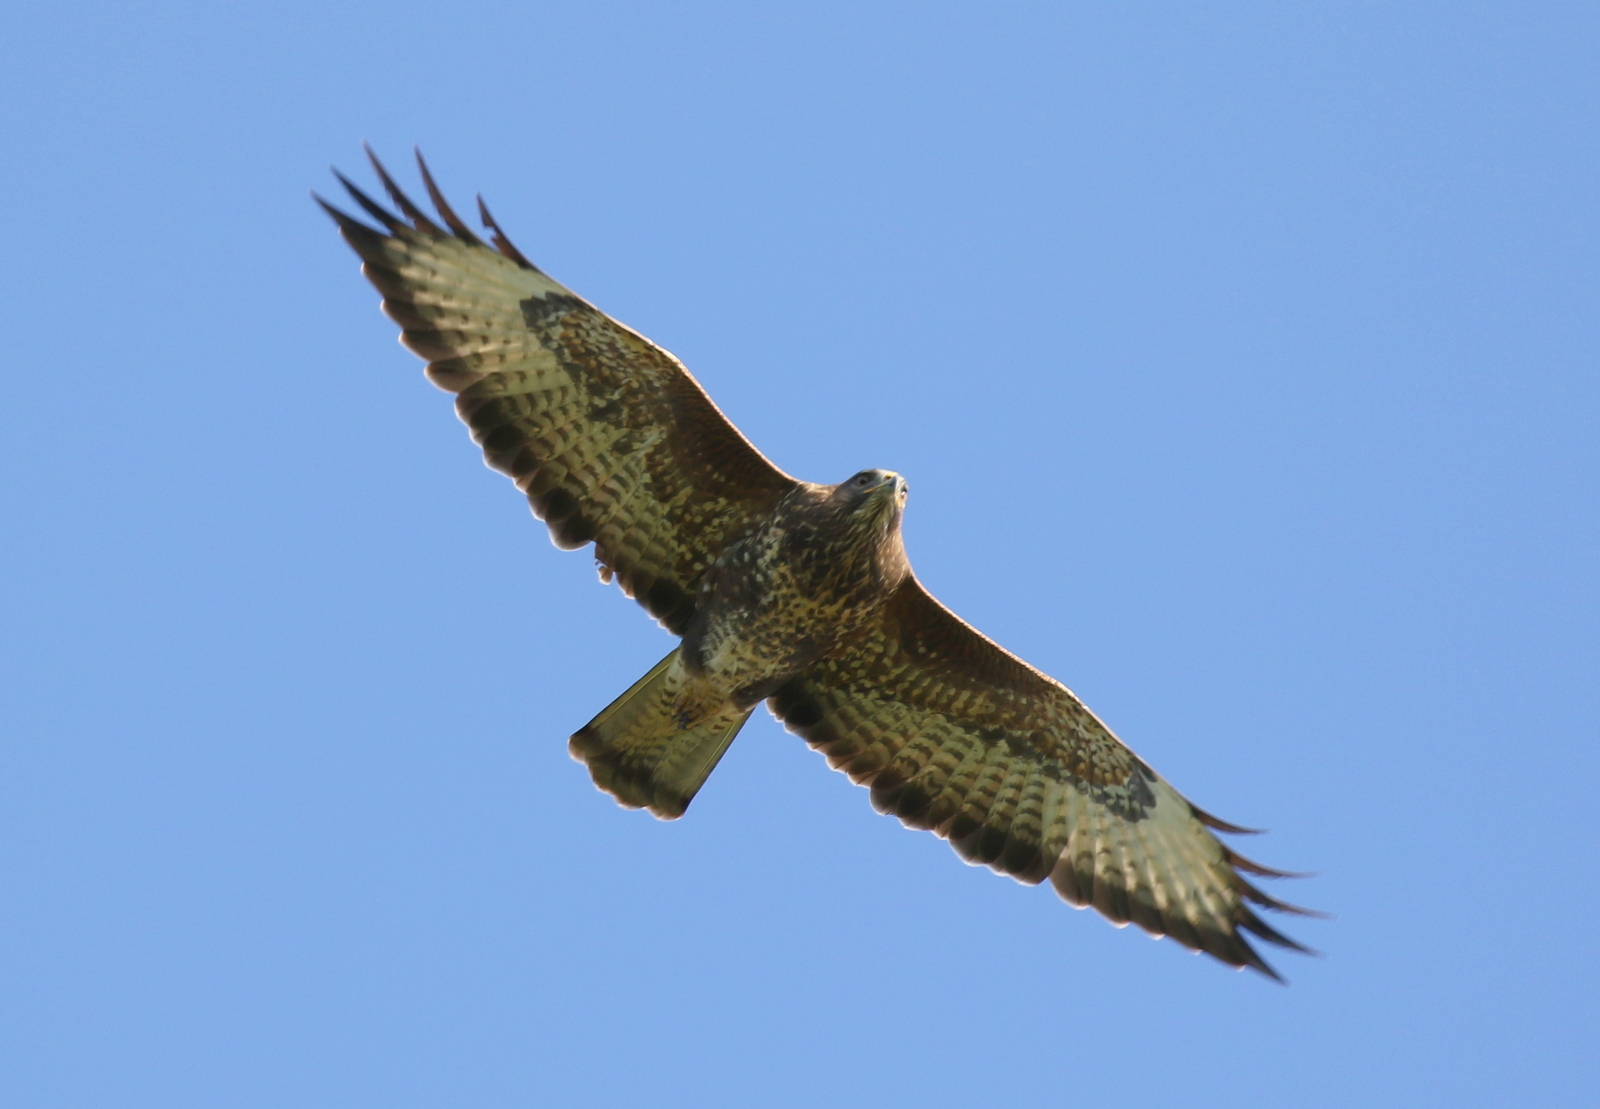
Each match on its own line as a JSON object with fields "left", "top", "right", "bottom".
{"left": 1243, "top": 952, "right": 1288, "bottom": 984}
{"left": 1240, "top": 907, "right": 1321, "bottom": 958}
{"left": 363, "top": 142, "right": 444, "bottom": 236}
{"left": 1200, "top": 929, "right": 1287, "bottom": 984}
{"left": 332, "top": 169, "right": 405, "bottom": 233}
{"left": 1240, "top": 878, "right": 1333, "bottom": 920}
{"left": 413, "top": 147, "right": 484, "bottom": 246}
{"left": 476, "top": 194, "right": 538, "bottom": 271}
{"left": 311, "top": 190, "right": 348, "bottom": 223}
{"left": 1224, "top": 845, "right": 1317, "bottom": 880}
{"left": 1192, "top": 803, "right": 1265, "bottom": 836}
{"left": 313, "top": 191, "right": 391, "bottom": 259}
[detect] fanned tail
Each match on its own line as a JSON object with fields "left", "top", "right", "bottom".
{"left": 569, "top": 649, "right": 753, "bottom": 819}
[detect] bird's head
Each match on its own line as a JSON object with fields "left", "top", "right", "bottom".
{"left": 841, "top": 469, "right": 908, "bottom": 533}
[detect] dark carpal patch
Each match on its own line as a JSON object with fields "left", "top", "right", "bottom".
{"left": 1082, "top": 771, "right": 1158, "bottom": 824}
{"left": 520, "top": 292, "right": 584, "bottom": 327}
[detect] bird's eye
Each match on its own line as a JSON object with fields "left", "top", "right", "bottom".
{"left": 856, "top": 473, "right": 871, "bottom": 487}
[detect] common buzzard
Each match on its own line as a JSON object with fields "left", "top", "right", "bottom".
{"left": 319, "top": 149, "right": 1316, "bottom": 979}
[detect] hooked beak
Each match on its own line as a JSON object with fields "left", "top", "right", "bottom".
{"left": 872, "top": 472, "right": 906, "bottom": 515}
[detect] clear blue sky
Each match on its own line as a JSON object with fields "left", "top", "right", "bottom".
{"left": 2, "top": 2, "right": 1596, "bottom": 1105}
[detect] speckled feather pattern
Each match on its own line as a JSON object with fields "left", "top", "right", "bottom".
{"left": 682, "top": 481, "right": 911, "bottom": 707}
{"left": 320, "top": 151, "right": 1313, "bottom": 980}
{"left": 321, "top": 156, "right": 795, "bottom": 635}
{"left": 770, "top": 581, "right": 1312, "bottom": 974}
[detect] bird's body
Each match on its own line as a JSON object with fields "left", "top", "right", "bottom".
{"left": 683, "top": 472, "right": 910, "bottom": 707}
{"left": 577, "top": 472, "right": 912, "bottom": 818}
{"left": 320, "top": 150, "right": 1318, "bottom": 979}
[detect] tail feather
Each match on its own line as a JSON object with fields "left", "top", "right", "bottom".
{"left": 569, "top": 649, "right": 753, "bottom": 819}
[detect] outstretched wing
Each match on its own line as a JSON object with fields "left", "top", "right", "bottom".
{"left": 768, "top": 578, "right": 1316, "bottom": 978}
{"left": 319, "top": 150, "right": 797, "bottom": 633}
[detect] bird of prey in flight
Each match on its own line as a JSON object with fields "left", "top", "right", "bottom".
{"left": 319, "top": 148, "right": 1317, "bottom": 979}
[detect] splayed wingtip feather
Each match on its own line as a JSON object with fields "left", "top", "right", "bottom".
{"left": 414, "top": 147, "right": 485, "bottom": 246}
{"left": 476, "top": 194, "right": 538, "bottom": 270}
{"left": 1239, "top": 878, "right": 1331, "bottom": 920}
{"left": 333, "top": 170, "right": 406, "bottom": 233}
{"left": 1191, "top": 802, "right": 1265, "bottom": 835}
{"left": 363, "top": 143, "right": 445, "bottom": 236}
{"left": 1223, "top": 844, "right": 1314, "bottom": 880}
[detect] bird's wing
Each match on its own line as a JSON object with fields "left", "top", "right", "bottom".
{"left": 768, "top": 577, "right": 1316, "bottom": 978}
{"left": 319, "top": 150, "right": 798, "bottom": 633}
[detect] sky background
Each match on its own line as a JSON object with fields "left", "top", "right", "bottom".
{"left": 2, "top": 2, "right": 1597, "bottom": 1106}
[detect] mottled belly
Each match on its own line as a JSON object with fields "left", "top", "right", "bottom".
{"left": 695, "top": 592, "right": 877, "bottom": 706}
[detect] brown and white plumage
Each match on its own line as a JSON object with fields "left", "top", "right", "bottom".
{"left": 770, "top": 580, "right": 1313, "bottom": 975}
{"left": 320, "top": 149, "right": 1317, "bottom": 980}
{"left": 322, "top": 151, "right": 795, "bottom": 633}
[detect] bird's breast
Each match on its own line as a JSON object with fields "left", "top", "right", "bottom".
{"left": 683, "top": 519, "right": 894, "bottom": 704}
